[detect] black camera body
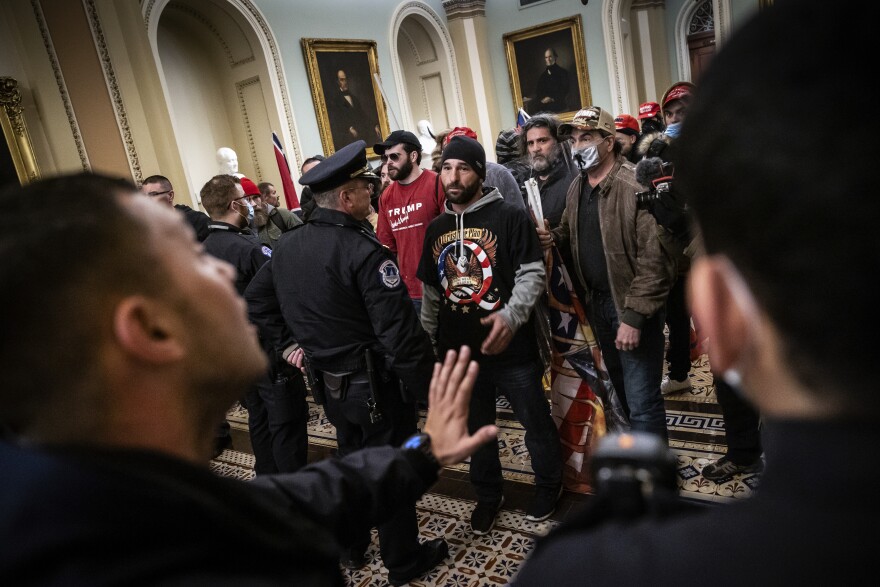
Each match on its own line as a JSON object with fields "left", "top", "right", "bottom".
{"left": 635, "top": 160, "right": 674, "bottom": 211}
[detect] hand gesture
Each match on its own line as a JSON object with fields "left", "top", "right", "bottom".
{"left": 424, "top": 346, "right": 498, "bottom": 466}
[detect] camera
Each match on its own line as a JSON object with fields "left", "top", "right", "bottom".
{"left": 635, "top": 179, "right": 672, "bottom": 211}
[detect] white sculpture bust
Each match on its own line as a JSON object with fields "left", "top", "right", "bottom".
{"left": 416, "top": 120, "right": 436, "bottom": 169}
{"left": 216, "top": 147, "right": 244, "bottom": 177}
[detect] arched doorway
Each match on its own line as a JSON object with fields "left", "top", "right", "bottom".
{"left": 686, "top": 0, "right": 715, "bottom": 84}
{"left": 143, "top": 0, "right": 300, "bottom": 203}
{"left": 389, "top": 2, "right": 464, "bottom": 149}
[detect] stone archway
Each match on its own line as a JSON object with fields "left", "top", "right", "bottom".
{"left": 388, "top": 2, "right": 464, "bottom": 141}
{"left": 142, "top": 0, "right": 300, "bottom": 202}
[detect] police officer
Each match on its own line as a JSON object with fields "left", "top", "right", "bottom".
{"left": 244, "top": 141, "right": 447, "bottom": 586}
{"left": 200, "top": 174, "right": 309, "bottom": 473}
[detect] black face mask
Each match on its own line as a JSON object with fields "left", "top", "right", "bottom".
{"left": 641, "top": 118, "right": 664, "bottom": 135}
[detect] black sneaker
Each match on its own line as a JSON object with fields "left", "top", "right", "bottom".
{"left": 701, "top": 456, "right": 764, "bottom": 482}
{"left": 387, "top": 538, "right": 449, "bottom": 586}
{"left": 470, "top": 496, "right": 505, "bottom": 535}
{"left": 525, "top": 484, "right": 563, "bottom": 522}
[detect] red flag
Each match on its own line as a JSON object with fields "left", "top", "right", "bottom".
{"left": 272, "top": 132, "right": 300, "bottom": 211}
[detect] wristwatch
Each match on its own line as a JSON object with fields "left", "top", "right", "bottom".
{"left": 403, "top": 432, "right": 441, "bottom": 470}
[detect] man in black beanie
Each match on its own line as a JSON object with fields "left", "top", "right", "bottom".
{"left": 418, "top": 136, "right": 563, "bottom": 535}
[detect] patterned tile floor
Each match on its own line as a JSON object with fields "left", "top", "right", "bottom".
{"left": 215, "top": 352, "right": 762, "bottom": 584}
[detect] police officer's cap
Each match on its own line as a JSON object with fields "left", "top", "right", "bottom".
{"left": 298, "top": 140, "right": 377, "bottom": 193}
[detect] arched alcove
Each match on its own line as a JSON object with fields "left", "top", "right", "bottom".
{"left": 142, "top": 0, "right": 300, "bottom": 203}
{"left": 389, "top": 2, "right": 464, "bottom": 141}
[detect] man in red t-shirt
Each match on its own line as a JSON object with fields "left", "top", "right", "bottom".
{"left": 374, "top": 130, "right": 445, "bottom": 314}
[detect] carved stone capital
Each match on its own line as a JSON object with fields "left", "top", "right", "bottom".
{"left": 442, "top": 0, "right": 485, "bottom": 20}
{"left": 631, "top": 0, "right": 665, "bottom": 9}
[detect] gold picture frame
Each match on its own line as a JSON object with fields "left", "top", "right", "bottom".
{"left": 503, "top": 15, "right": 592, "bottom": 122}
{"left": 1, "top": 77, "right": 40, "bottom": 185}
{"left": 301, "top": 38, "right": 390, "bottom": 158}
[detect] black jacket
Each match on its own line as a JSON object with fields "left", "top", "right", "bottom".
{"left": 204, "top": 221, "right": 272, "bottom": 295}
{"left": 246, "top": 207, "right": 434, "bottom": 399}
{"left": 0, "top": 441, "right": 438, "bottom": 586}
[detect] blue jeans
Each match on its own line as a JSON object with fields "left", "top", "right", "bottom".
{"left": 468, "top": 358, "right": 562, "bottom": 503}
{"left": 589, "top": 291, "right": 668, "bottom": 440}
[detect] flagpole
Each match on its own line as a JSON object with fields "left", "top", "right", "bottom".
{"left": 373, "top": 72, "right": 401, "bottom": 130}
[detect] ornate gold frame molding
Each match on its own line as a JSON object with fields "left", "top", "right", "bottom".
{"left": 0, "top": 77, "right": 41, "bottom": 184}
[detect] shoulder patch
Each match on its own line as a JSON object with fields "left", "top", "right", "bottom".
{"left": 261, "top": 246, "right": 273, "bottom": 258}
{"left": 378, "top": 259, "right": 401, "bottom": 289}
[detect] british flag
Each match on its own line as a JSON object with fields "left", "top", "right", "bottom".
{"left": 543, "top": 243, "right": 629, "bottom": 492}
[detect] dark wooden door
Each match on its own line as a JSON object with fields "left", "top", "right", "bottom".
{"left": 688, "top": 30, "right": 716, "bottom": 84}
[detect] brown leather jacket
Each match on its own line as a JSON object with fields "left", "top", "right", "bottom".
{"left": 551, "top": 156, "right": 674, "bottom": 329}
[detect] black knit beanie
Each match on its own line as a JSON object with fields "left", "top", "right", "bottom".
{"left": 440, "top": 136, "right": 486, "bottom": 179}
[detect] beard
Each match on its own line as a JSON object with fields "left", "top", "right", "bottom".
{"left": 388, "top": 158, "right": 413, "bottom": 181}
{"left": 529, "top": 145, "right": 560, "bottom": 174}
{"left": 443, "top": 178, "right": 482, "bottom": 206}
{"left": 253, "top": 206, "right": 269, "bottom": 228}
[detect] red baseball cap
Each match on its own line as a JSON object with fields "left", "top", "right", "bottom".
{"left": 662, "top": 82, "right": 695, "bottom": 108}
{"left": 444, "top": 126, "right": 478, "bottom": 146}
{"left": 638, "top": 102, "right": 661, "bottom": 120}
{"left": 240, "top": 176, "right": 260, "bottom": 196}
{"left": 614, "top": 114, "right": 640, "bottom": 136}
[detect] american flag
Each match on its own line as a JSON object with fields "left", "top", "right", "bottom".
{"left": 516, "top": 108, "right": 531, "bottom": 133}
{"left": 542, "top": 238, "right": 630, "bottom": 492}
{"left": 272, "top": 132, "right": 300, "bottom": 212}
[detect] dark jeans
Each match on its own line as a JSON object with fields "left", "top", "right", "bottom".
{"left": 589, "top": 291, "right": 668, "bottom": 440}
{"left": 715, "top": 377, "right": 763, "bottom": 464}
{"left": 322, "top": 370, "right": 421, "bottom": 574}
{"left": 468, "top": 358, "right": 562, "bottom": 503}
{"left": 245, "top": 368, "right": 309, "bottom": 475}
{"left": 665, "top": 275, "right": 692, "bottom": 381}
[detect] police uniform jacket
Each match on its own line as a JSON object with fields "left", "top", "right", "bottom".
{"left": 204, "top": 221, "right": 272, "bottom": 295}
{"left": 248, "top": 206, "right": 434, "bottom": 399}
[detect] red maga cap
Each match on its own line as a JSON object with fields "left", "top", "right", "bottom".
{"left": 638, "top": 102, "right": 661, "bottom": 119}
{"left": 444, "top": 126, "right": 478, "bottom": 146}
{"left": 614, "top": 114, "right": 640, "bottom": 135}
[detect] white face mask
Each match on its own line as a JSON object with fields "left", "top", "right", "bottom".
{"left": 235, "top": 199, "right": 254, "bottom": 225}
{"left": 572, "top": 144, "right": 600, "bottom": 170}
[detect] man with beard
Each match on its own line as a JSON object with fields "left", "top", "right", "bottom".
{"left": 418, "top": 136, "right": 563, "bottom": 534}
{"left": 521, "top": 114, "right": 577, "bottom": 228}
{"left": 241, "top": 177, "right": 301, "bottom": 250}
{"left": 374, "top": 130, "right": 445, "bottom": 313}
{"left": 537, "top": 107, "right": 674, "bottom": 440}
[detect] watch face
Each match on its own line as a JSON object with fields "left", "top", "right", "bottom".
{"left": 404, "top": 434, "right": 426, "bottom": 450}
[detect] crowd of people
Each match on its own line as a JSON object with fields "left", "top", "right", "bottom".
{"left": 2, "top": 1, "right": 874, "bottom": 583}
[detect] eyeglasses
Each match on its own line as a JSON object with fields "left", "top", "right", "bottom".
{"left": 146, "top": 189, "right": 172, "bottom": 197}
{"left": 386, "top": 152, "right": 407, "bottom": 162}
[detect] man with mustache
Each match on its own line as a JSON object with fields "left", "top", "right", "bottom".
{"left": 521, "top": 114, "right": 577, "bottom": 228}
{"left": 419, "top": 136, "right": 563, "bottom": 535}
{"left": 374, "top": 130, "right": 445, "bottom": 314}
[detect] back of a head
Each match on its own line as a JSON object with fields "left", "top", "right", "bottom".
{"left": 677, "top": 0, "right": 876, "bottom": 415}
{"left": 0, "top": 174, "right": 162, "bottom": 434}
{"left": 200, "top": 174, "right": 239, "bottom": 219}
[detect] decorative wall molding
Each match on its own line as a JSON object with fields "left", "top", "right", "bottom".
{"left": 83, "top": 0, "right": 142, "bottom": 183}
{"left": 166, "top": 2, "right": 255, "bottom": 68}
{"left": 142, "top": 0, "right": 301, "bottom": 166}
{"left": 30, "top": 0, "right": 90, "bottom": 171}
{"left": 400, "top": 25, "right": 438, "bottom": 66}
{"left": 389, "top": 1, "right": 465, "bottom": 131}
{"left": 235, "top": 76, "right": 262, "bottom": 180}
{"left": 441, "top": 0, "right": 485, "bottom": 20}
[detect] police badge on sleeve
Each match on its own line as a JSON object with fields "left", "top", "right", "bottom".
{"left": 379, "top": 259, "right": 401, "bottom": 288}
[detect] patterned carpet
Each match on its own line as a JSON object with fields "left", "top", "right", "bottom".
{"left": 214, "top": 352, "right": 760, "bottom": 584}
{"left": 223, "top": 353, "right": 760, "bottom": 504}
{"left": 211, "top": 449, "right": 555, "bottom": 586}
